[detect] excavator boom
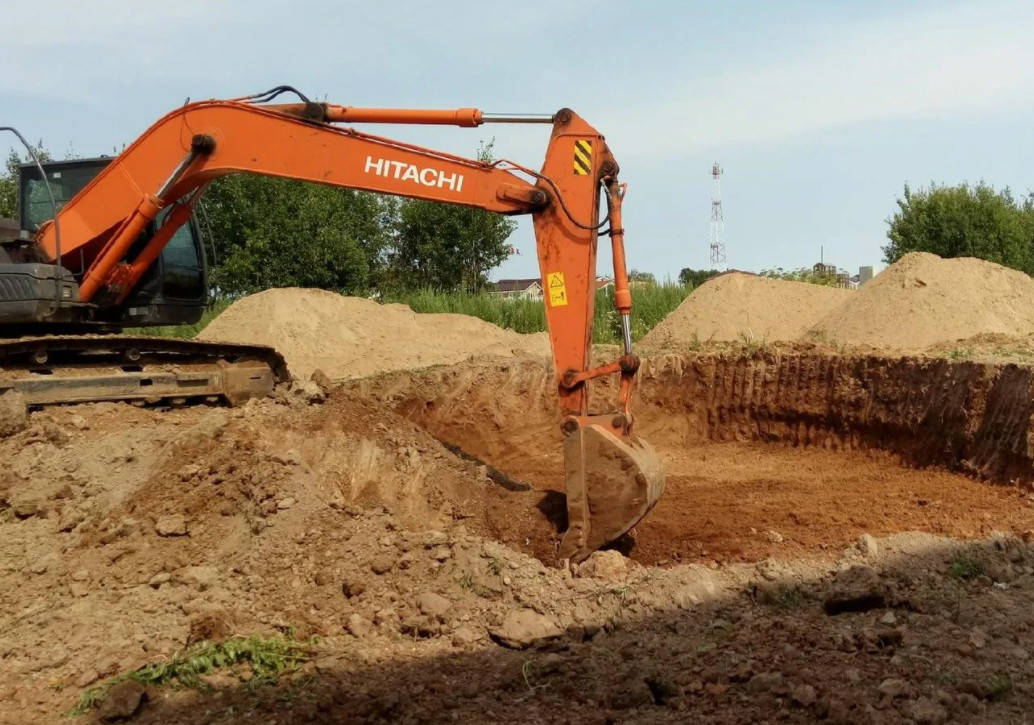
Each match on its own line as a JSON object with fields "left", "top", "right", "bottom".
{"left": 19, "top": 89, "right": 665, "bottom": 562}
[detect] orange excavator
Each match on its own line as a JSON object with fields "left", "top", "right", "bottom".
{"left": 0, "top": 86, "right": 663, "bottom": 561}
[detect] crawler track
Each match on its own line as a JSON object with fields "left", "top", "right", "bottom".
{"left": 0, "top": 335, "right": 290, "bottom": 406}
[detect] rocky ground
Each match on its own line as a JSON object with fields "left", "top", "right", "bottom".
{"left": 41, "top": 525, "right": 1034, "bottom": 725}
{"left": 1, "top": 350, "right": 1034, "bottom": 724}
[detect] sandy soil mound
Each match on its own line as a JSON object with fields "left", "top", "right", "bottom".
{"left": 810, "top": 252, "right": 1034, "bottom": 351}
{"left": 197, "top": 288, "right": 549, "bottom": 379}
{"left": 639, "top": 273, "right": 850, "bottom": 349}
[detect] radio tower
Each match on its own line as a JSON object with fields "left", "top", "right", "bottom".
{"left": 709, "top": 162, "right": 727, "bottom": 270}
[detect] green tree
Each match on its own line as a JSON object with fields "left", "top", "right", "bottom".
{"left": 678, "top": 268, "right": 718, "bottom": 288}
{"left": 628, "top": 269, "right": 657, "bottom": 285}
{"left": 386, "top": 141, "right": 517, "bottom": 293}
{"left": 201, "top": 175, "right": 392, "bottom": 296}
{"left": 883, "top": 182, "right": 1034, "bottom": 273}
{"left": 0, "top": 142, "right": 50, "bottom": 220}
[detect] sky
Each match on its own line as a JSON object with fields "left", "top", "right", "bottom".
{"left": 3, "top": 0, "right": 1034, "bottom": 283}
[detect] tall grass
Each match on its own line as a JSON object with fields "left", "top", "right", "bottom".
{"left": 390, "top": 281, "right": 692, "bottom": 344}
{"left": 124, "top": 281, "right": 692, "bottom": 344}
{"left": 391, "top": 288, "right": 547, "bottom": 334}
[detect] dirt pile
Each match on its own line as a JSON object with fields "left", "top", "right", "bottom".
{"left": 639, "top": 273, "right": 850, "bottom": 349}
{"left": 197, "top": 288, "right": 549, "bottom": 379}
{"left": 810, "top": 252, "right": 1034, "bottom": 351}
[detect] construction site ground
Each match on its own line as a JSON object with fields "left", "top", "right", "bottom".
{"left": 3, "top": 344, "right": 1034, "bottom": 724}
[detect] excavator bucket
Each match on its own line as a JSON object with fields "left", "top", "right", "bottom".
{"left": 559, "top": 424, "right": 665, "bottom": 563}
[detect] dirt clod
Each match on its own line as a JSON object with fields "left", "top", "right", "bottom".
{"left": 904, "top": 696, "right": 949, "bottom": 724}
{"left": 857, "top": 532, "right": 879, "bottom": 558}
{"left": 791, "top": 683, "right": 818, "bottom": 707}
{"left": 341, "top": 575, "right": 368, "bottom": 598}
{"left": 346, "top": 613, "right": 375, "bottom": 638}
{"left": 154, "top": 514, "right": 187, "bottom": 537}
{"left": 187, "top": 608, "right": 233, "bottom": 646}
{"left": 747, "top": 672, "right": 785, "bottom": 693}
{"left": 608, "top": 679, "right": 656, "bottom": 710}
{"left": 416, "top": 592, "right": 452, "bottom": 620}
{"left": 97, "top": 679, "right": 146, "bottom": 721}
{"left": 576, "top": 550, "right": 631, "bottom": 581}
{"left": 645, "top": 675, "right": 681, "bottom": 705}
{"left": 489, "top": 609, "right": 562, "bottom": 649}
{"left": 822, "top": 565, "right": 889, "bottom": 615}
{"left": 0, "top": 390, "right": 27, "bottom": 438}
{"left": 369, "top": 554, "right": 395, "bottom": 575}
{"left": 878, "top": 678, "right": 911, "bottom": 699}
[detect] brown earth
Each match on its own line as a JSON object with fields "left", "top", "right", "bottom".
{"left": 197, "top": 288, "right": 549, "bottom": 379}
{"left": 3, "top": 351, "right": 1034, "bottom": 723}
{"left": 356, "top": 353, "right": 1034, "bottom": 566}
{"left": 809, "top": 252, "right": 1034, "bottom": 352}
{"left": 639, "top": 273, "right": 851, "bottom": 349}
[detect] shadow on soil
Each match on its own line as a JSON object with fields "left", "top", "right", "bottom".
{"left": 112, "top": 536, "right": 1034, "bottom": 725}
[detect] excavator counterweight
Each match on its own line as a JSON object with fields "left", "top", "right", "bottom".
{"left": 1, "top": 87, "right": 664, "bottom": 560}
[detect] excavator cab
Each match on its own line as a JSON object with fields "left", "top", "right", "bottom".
{"left": 13, "top": 157, "right": 208, "bottom": 328}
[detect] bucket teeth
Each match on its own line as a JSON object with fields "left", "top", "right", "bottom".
{"left": 559, "top": 424, "right": 665, "bottom": 563}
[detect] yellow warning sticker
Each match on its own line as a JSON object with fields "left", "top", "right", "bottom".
{"left": 547, "top": 271, "right": 568, "bottom": 307}
{"left": 573, "top": 139, "right": 592, "bottom": 175}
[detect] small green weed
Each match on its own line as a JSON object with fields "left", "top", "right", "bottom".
{"left": 946, "top": 347, "right": 972, "bottom": 360}
{"left": 759, "top": 586, "right": 808, "bottom": 610}
{"left": 70, "top": 634, "right": 314, "bottom": 716}
{"left": 455, "top": 572, "right": 500, "bottom": 599}
{"left": 949, "top": 552, "right": 985, "bottom": 580}
{"left": 736, "top": 331, "right": 767, "bottom": 355}
{"left": 520, "top": 660, "right": 551, "bottom": 694}
{"left": 991, "top": 347, "right": 1034, "bottom": 360}
{"left": 987, "top": 672, "right": 1013, "bottom": 701}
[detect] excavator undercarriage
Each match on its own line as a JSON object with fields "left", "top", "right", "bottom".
{"left": 0, "top": 335, "right": 287, "bottom": 407}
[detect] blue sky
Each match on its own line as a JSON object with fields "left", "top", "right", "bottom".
{"left": 4, "top": 0, "right": 1033, "bottom": 282}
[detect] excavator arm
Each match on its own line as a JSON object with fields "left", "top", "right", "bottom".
{"left": 33, "top": 91, "right": 664, "bottom": 562}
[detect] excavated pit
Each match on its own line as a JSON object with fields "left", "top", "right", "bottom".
{"left": 349, "top": 351, "right": 1034, "bottom": 565}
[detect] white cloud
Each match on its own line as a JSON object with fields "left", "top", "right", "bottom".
{"left": 0, "top": 0, "right": 599, "bottom": 104}
{"left": 604, "top": 1, "right": 1034, "bottom": 158}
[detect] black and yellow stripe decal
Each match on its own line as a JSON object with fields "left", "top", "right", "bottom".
{"left": 573, "top": 139, "right": 592, "bottom": 176}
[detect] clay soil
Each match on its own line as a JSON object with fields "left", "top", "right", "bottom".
{"left": 3, "top": 351, "right": 1034, "bottom": 724}
{"left": 357, "top": 355, "right": 1034, "bottom": 568}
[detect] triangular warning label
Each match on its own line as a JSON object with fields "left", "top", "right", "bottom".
{"left": 549, "top": 273, "right": 564, "bottom": 288}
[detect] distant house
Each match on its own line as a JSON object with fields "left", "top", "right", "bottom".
{"left": 812, "top": 261, "right": 853, "bottom": 289}
{"left": 493, "top": 276, "right": 614, "bottom": 300}
{"left": 493, "top": 278, "right": 543, "bottom": 300}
